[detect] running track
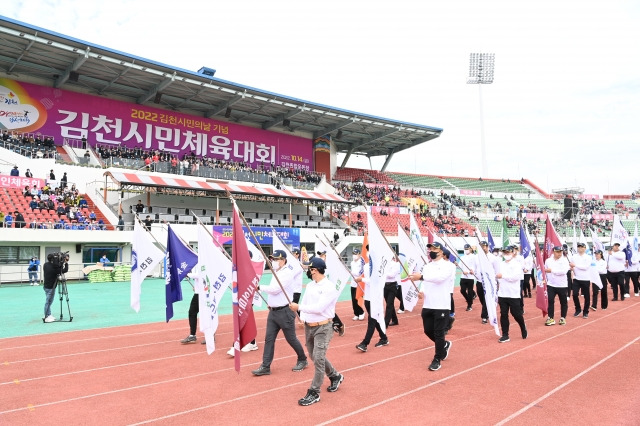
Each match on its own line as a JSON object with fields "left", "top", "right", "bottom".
{"left": 1, "top": 292, "right": 639, "bottom": 425}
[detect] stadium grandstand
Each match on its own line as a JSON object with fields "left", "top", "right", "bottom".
{"left": 0, "top": 16, "right": 638, "bottom": 286}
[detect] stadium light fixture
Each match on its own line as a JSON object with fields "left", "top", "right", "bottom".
{"left": 467, "top": 53, "right": 495, "bottom": 178}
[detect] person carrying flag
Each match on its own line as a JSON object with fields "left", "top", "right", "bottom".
{"left": 251, "top": 250, "right": 308, "bottom": 376}
{"left": 475, "top": 241, "right": 491, "bottom": 324}
{"left": 458, "top": 244, "right": 477, "bottom": 311}
{"left": 591, "top": 250, "right": 608, "bottom": 311}
{"left": 383, "top": 255, "right": 402, "bottom": 327}
{"left": 350, "top": 248, "right": 365, "bottom": 320}
{"left": 544, "top": 246, "right": 570, "bottom": 326}
{"left": 607, "top": 243, "right": 627, "bottom": 301}
{"left": 495, "top": 246, "right": 528, "bottom": 343}
{"left": 289, "top": 257, "right": 344, "bottom": 406}
{"left": 409, "top": 241, "right": 454, "bottom": 372}
{"left": 570, "top": 242, "right": 592, "bottom": 319}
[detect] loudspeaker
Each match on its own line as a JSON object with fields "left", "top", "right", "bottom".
{"left": 76, "top": 243, "right": 82, "bottom": 253}
{"left": 69, "top": 71, "right": 79, "bottom": 82}
{"left": 153, "top": 92, "right": 162, "bottom": 104}
{"left": 563, "top": 198, "right": 573, "bottom": 219}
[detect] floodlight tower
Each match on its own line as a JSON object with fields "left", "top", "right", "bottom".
{"left": 467, "top": 53, "right": 495, "bottom": 178}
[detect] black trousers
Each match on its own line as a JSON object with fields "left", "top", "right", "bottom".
{"left": 572, "top": 279, "right": 590, "bottom": 314}
{"left": 421, "top": 307, "right": 449, "bottom": 361}
{"left": 476, "top": 281, "right": 488, "bottom": 320}
{"left": 523, "top": 273, "right": 535, "bottom": 296}
{"left": 188, "top": 293, "right": 199, "bottom": 335}
{"left": 384, "top": 283, "right": 398, "bottom": 327}
{"left": 361, "top": 300, "right": 386, "bottom": 345}
{"left": 459, "top": 278, "right": 475, "bottom": 308}
{"left": 262, "top": 308, "right": 307, "bottom": 368}
{"left": 293, "top": 292, "right": 301, "bottom": 304}
{"left": 395, "top": 285, "right": 405, "bottom": 311}
{"left": 626, "top": 271, "right": 640, "bottom": 294}
{"left": 597, "top": 274, "right": 608, "bottom": 309}
{"left": 547, "top": 286, "right": 568, "bottom": 319}
{"left": 351, "top": 287, "right": 364, "bottom": 316}
{"left": 498, "top": 297, "right": 526, "bottom": 337}
{"left": 607, "top": 271, "right": 625, "bottom": 300}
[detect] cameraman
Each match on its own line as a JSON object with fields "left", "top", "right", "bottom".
{"left": 43, "top": 253, "right": 69, "bottom": 323}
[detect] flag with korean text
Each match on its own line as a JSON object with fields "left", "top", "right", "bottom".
{"left": 474, "top": 247, "right": 500, "bottom": 336}
{"left": 231, "top": 202, "right": 260, "bottom": 372}
{"left": 196, "top": 225, "right": 232, "bottom": 354}
{"left": 397, "top": 223, "right": 424, "bottom": 312}
{"left": 165, "top": 225, "right": 198, "bottom": 322}
{"left": 590, "top": 228, "right": 605, "bottom": 253}
{"left": 355, "top": 233, "right": 369, "bottom": 307}
{"left": 366, "top": 211, "right": 393, "bottom": 334}
{"left": 323, "top": 241, "right": 352, "bottom": 296}
{"left": 130, "top": 219, "right": 164, "bottom": 312}
{"left": 612, "top": 215, "right": 632, "bottom": 265}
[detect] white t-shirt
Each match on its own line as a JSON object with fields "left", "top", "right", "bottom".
{"left": 420, "top": 258, "right": 456, "bottom": 310}
{"left": 298, "top": 276, "right": 340, "bottom": 323}
{"left": 497, "top": 259, "right": 522, "bottom": 298}
{"left": 545, "top": 256, "right": 570, "bottom": 288}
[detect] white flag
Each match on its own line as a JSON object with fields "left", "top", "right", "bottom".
{"left": 409, "top": 214, "right": 428, "bottom": 255}
{"left": 611, "top": 215, "right": 630, "bottom": 247}
{"left": 196, "top": 225, "right": 232, "bottom": 354}
{"left": 474, "top": 248, "right": 500, "bottom": 336}
{"left": 324, "top": 245, "right": 353, "bottom": 296}
{"left": 130, "top": 220, "right": 165, "bottom": 312}
{"left": 366, "top": 212, "right": 394, "bottom": 335}
{"left": 272, "top": 229, "right": 304, "bottom": 286}
{"left": 397, "top": 224, "right": 424, "bottom": 312}
{"left": 590, "top": 228, "right": 604, "bottom": 253}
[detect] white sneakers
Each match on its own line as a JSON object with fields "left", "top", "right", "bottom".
{"left": 227, "top": 342, "right": 259, "bottom": 356}
{"left": 397, "top": 309, "right": 404, "bottom": 314}
{"left": 44, "top": 315, "right": 56, "bottom": 323}
{"left": 358, "top": 314, "right": 365, "bottom": 321}
{"left": 624, "top": 293, "right": 630, "bottom": 298}
{"left": 352, "top": 315, "right": 359, "bottom": 321}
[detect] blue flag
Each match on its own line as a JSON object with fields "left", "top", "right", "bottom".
{"left": 165, "top": 225, "right": 198, "bottom": 322}
{"left": 519, "top": 225, "right": 531, "bottom": 258}
{"left": 487, "top": 227, "right": 496, "bottom": 251}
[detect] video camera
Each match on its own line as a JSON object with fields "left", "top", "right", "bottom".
{"left": 51, "top": 251, "right": 69, "bottom": 269}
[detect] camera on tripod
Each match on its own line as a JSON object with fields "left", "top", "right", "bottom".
{"left": 51, "top": 251, "right": 69, "bottom": 269}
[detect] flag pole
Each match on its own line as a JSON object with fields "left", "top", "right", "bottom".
{"left": 227, "top": 192, "right": 293, "bottom": 305}
{"left": 134, "top": 213, "right": 166, "bottom": 250}
{"left": 270, "top": 225, "right": 305, "bottom": 269}
{"left": 439, "top": 232, "right": 481, "bottom": 281}
{"left": 192, "top": 212, "right": 268, "bottom": 305}
{"left": 317, "top": 233, "right": 367, "bottom": 296}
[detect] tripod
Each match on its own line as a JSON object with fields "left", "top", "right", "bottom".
{"left": 56, "top": 274, "right": 73, "bottom": 322}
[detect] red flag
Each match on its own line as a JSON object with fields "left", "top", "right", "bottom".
{"left": 543, "top": 217, "right": 562, "bottom": 262}
{"left": 231, "top": 202, "right": 259, "bottom": 372}
{"left": 534, "top": 239, "right": 549, "bottom": 317}
{"left": 355, "top": 233, "right": 368, "bottom": 308}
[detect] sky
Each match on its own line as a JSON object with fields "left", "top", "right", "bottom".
{"left": 4, "top": 0, "right": 640, "bottom": 195}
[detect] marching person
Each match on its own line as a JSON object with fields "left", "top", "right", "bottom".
{"left": 316, "top": 250, "right": 344, "bottom": 336}
{"left": 625, "top": 242, "right": 640, "bottom": 297}
{"left": 511, "top": 245, "right": 526, "bottom": 313}
{"left": 289, "top": 257, "right": 343, "bottom": 406}
{"left": 475, "top": 241, "right": 490, "bottom": 324}
{"left": 409, "top": 242, "right": 454, "bottom": 372}
{"left": 607, "top": 243, "right": 626, "bottom": 301}
{"left": 354, "top": 247, "right": 389, "bottom": 352}
{"left": 384, "top": 255, "right": 401, "bottom": 327}
{"left": 350, "top": 248, "right": 365, "bottom": 320}
{"left": 522, "top": 246, "right": 535, "bottom": 298}
{"left": 570, "top": 242, "right": 591, "bottom": 319}
{"left": 495, "top": 246, "right": 528, "bottom": 342}
{"left": 544, "top": 246, "right": 570, "bottom": 326}
{"left": 591, "top": 250, "right": 608, "bottom": 311}
{"left": 252, "top": 250, "right": 308, "bottom": 376}
{"left": 458, "top": 244, "right": 476, "bottom": 311}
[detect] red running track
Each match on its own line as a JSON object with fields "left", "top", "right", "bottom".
{"left": 1, "top": 292, "right": 639, "bottom": 425}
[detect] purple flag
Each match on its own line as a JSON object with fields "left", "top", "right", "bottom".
{"left": 166, "top": 225, "right": 198, "bottom": 322}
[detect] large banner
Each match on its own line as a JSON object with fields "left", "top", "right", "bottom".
{"left": 0, "top": 78, "right": 312, "bottom": 170}
{"left": 212, "top": 226, "right": 300, "bottom": 247}
{"left": 0, "top": 174, "right": 45, "bottom": 189}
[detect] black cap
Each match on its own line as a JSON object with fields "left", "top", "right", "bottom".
{"left": 502, "top": 246, "right": 514, "bottom": 253}
{"left": 613, "top": 242, "right": 621, "bottom": 246}
{"left": 595, "top": 249, "right": 603, "bottom": 255}
{"left": 577, "top": 242, "right": 586, "bottom": 248}
{"left": 269, "top": 250, "right": 287, "bottom": 260}
{"left": 291, "top": 247, "right": 301, "bottom": 255}
{"left": 427, "top": 242, "right": 444, "bottom": 251}
{"left": 304, "top": 257, "right": 326, "bottom": 269}
{"left": 317, "top": 250, "right": 327, "bottom": 256}
{"left": 492, "top": 247, "right": 500, "bottom": 252}
{"left": 353, "top": 248, "right": 361, "bottom": 254}
{"left": 479, "top": 241, "right": 488, "bottom": 246}
{"left": 463, "top": 244, "right": 471, "bottom": 249}
{"left": 553, "top": 246, "right": 563, "bottom": 252}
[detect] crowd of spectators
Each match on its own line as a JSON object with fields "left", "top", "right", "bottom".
{"left": 1, "top": 130, "right": 56, "bottom": 159}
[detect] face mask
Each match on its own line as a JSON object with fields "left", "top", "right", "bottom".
{"left": 352, "top": 255, "right": 359, "bottom": 261}
{"left": 429, "top": 251, "right": 438, "bottom": 260}
{"left": 272, "top": 262, "right": 281, "bottom": 271}
{"left": 504, "top": 254, "right": 513, "bottom": 261}
{"left": 464, "top": 250, "right": 470, "bottom": 255}
{"left": 306, "top": 269, "right": 313, "bottom": 279}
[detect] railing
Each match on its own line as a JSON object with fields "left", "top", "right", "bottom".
{"left": 0, "top": 139, "right": 56, "bottom": 159}
{"left": 0, "top": 261, "right": 130, "bottom": 286}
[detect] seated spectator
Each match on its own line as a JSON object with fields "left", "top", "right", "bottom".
{"left": 78, "top": 197, "right": 88, "bottom": 208}
{"left": 3, "top": 212, "right": 12, "bottom": 228}
{"left": 23, "top": 185, "right": 31, "bottom": 197}
{"left": 56, "top": 205, "right": 66, "bottom": 217}
{"left": 0, "top": 211, "right": 4, "bottom": 226}
{"left": 29, "top": 199, "right": 39, "bottom": 210}
{"left": 89, "top": 211, "right": 97, "bottom": 220}
{"left": 30, "top": 185, "right": 39, "bottom": 197}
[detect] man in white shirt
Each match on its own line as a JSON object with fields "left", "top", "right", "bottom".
{"left": 384, "top": 256, "right": 402, "bottom": 327}
{"left": 458, "top": 244, "right": 477, "bottom": 311}
{"left": 410, "top": 242, "right": 455, "bottom": 372}
{"left": 289, "top": 257, "right": 343, "bottom": 406}
{"left": 624, "top": 243, "right": 640, "bottom": 297}
{"left": 544, "top": 246, "right": 570, "bottom": 326}
{"left": 350, "top": 248, "right": 365, "bottom": 320}
{"left": 607, "top": 243, "right": 627, "bottom": 301}
{"left": 570, "top": 242, "right": 592, "bottom": 318}
{"left": 252, "top": 250, "right": 308, "bottom": 376}
{"left": 496, "top": 246, "right": 528, "bottom": 342}
{"left": 512, "top": 245, "right": 526, "bottom": 313}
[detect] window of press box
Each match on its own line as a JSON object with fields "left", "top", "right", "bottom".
{"left": 82, "top": 247, "right": 122, "bottom": 264}
{"left": 0, "top": 246, "right": 39, "bottom": 263}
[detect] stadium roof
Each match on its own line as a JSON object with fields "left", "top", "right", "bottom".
{"left": 105, "top": 171, "right": 352, "bottom": 204}
{"left": 0, "top": 17, "right": 442, "bottom": 164}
